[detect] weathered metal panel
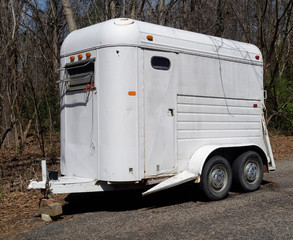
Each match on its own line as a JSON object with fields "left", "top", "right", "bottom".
{"left": 143, "top": 50, "right": 177, "bottom": 178}
{"left": 98, "top": 47, "right": 139, "bottom": 182}
{"left": 176, "top": 95, "right": 263, "bottom": 171}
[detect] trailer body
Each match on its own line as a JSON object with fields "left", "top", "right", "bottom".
{"left": 29, "top": 18, "right": 275, "bottom": 198}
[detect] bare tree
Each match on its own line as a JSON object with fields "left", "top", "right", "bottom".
{"left": 62, "top": 0, "right": 77, "bottom": 32}
{"left": 228, "top": 0, "right": 293, "bottom": 127}
{"left": 157, "top": 0, "right": 165, "bottom": 25}
{"left": 1, "top": 0, "right": 292, "bottom": 153}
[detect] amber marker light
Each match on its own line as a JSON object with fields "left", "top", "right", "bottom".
{"left": 86, "top": 52, "right": 91, "bottom": 58}
{"left": 128, "top": 91, "right": 136, "bottom": 96}
{"left": 70, "top": 56, "right": 75, "bottom": 61}
{"left": 78, "top": 54, "right": 83, "bottom": 60}
{"left": 147, "top": 35, "right": 153, "bottom": 41}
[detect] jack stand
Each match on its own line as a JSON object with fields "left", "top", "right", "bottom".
{"left": 39, "top": 160, "right": 63, "bottom": 221}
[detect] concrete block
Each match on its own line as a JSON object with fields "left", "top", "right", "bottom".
{"left": 41, "top": 214, "right": 52, "bottom": 222}
{"left": 40, "top": 202, "right": 63, "bottom": 217}
{"left": 40, "top": 198, "right": 54, "bottom": 206}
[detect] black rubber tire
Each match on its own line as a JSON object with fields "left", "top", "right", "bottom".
{"left": 199, "top": 155, "right": 232, "bottom": 201}
{"left": 232, "top": 151, "right": 264, "bottom": 192}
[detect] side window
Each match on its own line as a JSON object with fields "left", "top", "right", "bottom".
{"left": 65, "top": 60, "right": 95, "bottom": 91}
{"left": 151, "top": 56, "right": 171, "bottom": 70}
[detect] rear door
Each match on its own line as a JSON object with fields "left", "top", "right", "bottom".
{"left": 61, "top": 58, "right": 98, "bottom": 179}
{"left": 143, "top": 50, "right": 177, "bottom": 177}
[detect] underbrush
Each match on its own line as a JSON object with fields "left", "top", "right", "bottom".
{"left": 0, "top": 135, "right": 60, "bottom": 194}
{"left": 0, "top": 188, "right": 5, "bottom": 200}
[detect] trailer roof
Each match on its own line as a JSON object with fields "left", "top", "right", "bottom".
{"left": 61, "top": 18, "right": 262, "bottom": 65}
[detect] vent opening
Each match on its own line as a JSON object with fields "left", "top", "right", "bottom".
{"left": 65, "top": 59, "right": 95, "bottom": 91}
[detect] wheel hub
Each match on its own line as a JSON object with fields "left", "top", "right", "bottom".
{"left": 245, "top": 162, "right": 258, "bottom": 182}
{"left": 211, "top": 169, "right": 225, "bottom": 190}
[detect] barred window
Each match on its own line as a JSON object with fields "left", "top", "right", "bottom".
{"left": 65, "top": 60, "right": 95, "bottom": 91}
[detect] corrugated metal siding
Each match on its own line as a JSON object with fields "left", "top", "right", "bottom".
{"left": 177, "top": 95, "right": 261, "bottom": 141}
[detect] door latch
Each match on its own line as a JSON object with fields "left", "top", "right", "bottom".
{"left": 168, "top": 108, "right": 174, "bottom": 117}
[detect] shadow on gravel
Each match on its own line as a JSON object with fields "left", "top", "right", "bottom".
{"left": 229, "top": 179, "right": 275, "bottom": 195}
{"left": 62, "top": 182, "right": 205, "bottom": 215}
{"left": 260, "top": 179, "right": 279, "bottom": 189}
{"left": 62, "top": 179, "right": 275, "bottom": 216}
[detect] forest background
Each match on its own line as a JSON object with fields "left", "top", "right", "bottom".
{"left": 0, "top": 0, "right": 292, "bottom": 164}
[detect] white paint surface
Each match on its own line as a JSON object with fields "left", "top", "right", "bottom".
{"left": 29, "top": 18, "right": 275, "bottom": 194}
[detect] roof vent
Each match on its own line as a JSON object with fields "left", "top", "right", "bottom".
{"left": 114, "top": 18, "right": 134, "bottom": 26}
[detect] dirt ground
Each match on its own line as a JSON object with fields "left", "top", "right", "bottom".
{"left": 0, "top": 134, "right": 293, "bottom": 238}
{"left": 270, "top": 135, "right": 293, "bottom": 160}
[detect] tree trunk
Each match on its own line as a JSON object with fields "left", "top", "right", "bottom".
{"left": 110, "top": 0, "right": 116, "bottom": 19}
{"left": 130, "top": 0, "right": 137, "bottom": 19}
{"left": 157, "top": 0, "right": 165, "bottom": 25}
{"left": 216, "top": 0, "right": 225, "bottom": 37}
{"left": 62, "top": 0, "right": 77, "bottom": 32}
{"left": 183, "top": 0, "right": 188, "bottom": 30}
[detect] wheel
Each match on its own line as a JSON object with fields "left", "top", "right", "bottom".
{"left": 232, "top": 151, "right": 264, "bottom": 192}
{"left": 199, "top": 155, "right": 232, "bottom": 201}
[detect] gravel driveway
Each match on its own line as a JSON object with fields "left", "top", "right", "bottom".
{"left": 17, "top": 158, "right": 293, "bottom": 240}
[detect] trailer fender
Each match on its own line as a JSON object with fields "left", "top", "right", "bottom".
{"left": 142, "top": 144, "right": 265, "bottom": 196}
{"left": 187, "top": 145, "right": 224, "bottom": 182}
{"left": 142, "top": 170, "right": 197, "bottom": 196}
{"left": 142, "top": 145, "right": 223, "bottom": 196}
{"left": 187, "top": 143, "right": 272, "bottom": 179}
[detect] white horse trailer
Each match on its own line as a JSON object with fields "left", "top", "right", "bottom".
{"left": 29, "top": 18, "right": 276, "bottom": 200}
